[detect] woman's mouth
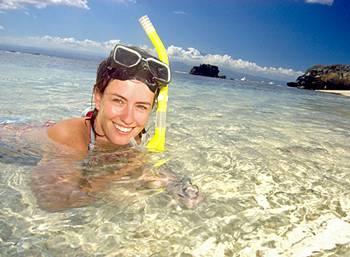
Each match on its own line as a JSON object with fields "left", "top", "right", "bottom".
{"left": 114, "top": 123, "right": 132, "bottom": 133}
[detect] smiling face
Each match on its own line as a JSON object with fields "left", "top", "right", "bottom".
{"left": 94, "top": 79, "right": 155, "bottom": 146}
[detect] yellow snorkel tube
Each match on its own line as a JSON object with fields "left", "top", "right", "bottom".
{"left": 139, "top": 15, "right": 169, "bottom": 152}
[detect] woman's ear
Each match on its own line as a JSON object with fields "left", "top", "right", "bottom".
{"left": 94, "top": 90, "right": 102, "bottom": 111}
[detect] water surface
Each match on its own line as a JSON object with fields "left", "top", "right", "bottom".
{"left": 1, "top": 50, "right": 350, "bottom": 256}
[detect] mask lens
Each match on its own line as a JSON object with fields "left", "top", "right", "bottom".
{"left": 114, "top": 46, "right": 140, "bottom": 67}
{"left": 148, "top": 59, "right": 170, "bottom": 83}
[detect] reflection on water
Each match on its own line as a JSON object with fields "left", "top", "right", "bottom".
{"left": 1, "top": 51, "right": 350, "bottom": 256}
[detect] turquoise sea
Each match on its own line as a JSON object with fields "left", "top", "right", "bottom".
{"left": 1, "top": 50, "right": 350, "bottom": 257}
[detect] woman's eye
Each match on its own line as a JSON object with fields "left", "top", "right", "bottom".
{"left": 136, "top": 105, "right": 149, "bottom": 111}
{"left": 112, "top": 98, "right": 124, "bottom": 104}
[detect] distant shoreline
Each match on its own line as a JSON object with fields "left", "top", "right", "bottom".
{"left": 0, "top": 44, "right": 104, "bottom": 62}
{"left": 316, "top": 90, "right": 350, "bottom": 97}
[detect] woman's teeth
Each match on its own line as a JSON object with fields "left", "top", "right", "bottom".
{"left": 114, "top": 124, "right": 132, "bottom": 133}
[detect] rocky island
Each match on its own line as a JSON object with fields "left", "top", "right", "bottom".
{"left": 287, "top": 64, "right": 350, "bottom": 96}
{"left": 190, "top": 64, "right": 226, "bottom": 79}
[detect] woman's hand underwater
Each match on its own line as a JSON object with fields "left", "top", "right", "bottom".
{"left": 166, "top": 175, "right": 203, "bottom": 209}
{"left": 140, "top": 169, "right": 203, "bottom": 209}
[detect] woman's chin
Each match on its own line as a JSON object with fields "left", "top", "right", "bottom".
{"left": 107, "top": 126, "right": 142, "bottom": 146}
{"left": 111, "top": 137, "right": 132, "bottom": 146}
{"left": 106, "top": 128, "right": 134, "bottom": 145}
{"left": 109, "top": 133, "right": 135, "bottom": 146}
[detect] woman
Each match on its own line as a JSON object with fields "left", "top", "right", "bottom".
{"left": 31, "top": 44, "right": 202, "bottom": 211}
{"left": 48, "top": 44, "right": 168, "bottom": 152}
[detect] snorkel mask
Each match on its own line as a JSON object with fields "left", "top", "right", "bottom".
{"left": 107, "top": 44, "right": 171, "bottom": 93}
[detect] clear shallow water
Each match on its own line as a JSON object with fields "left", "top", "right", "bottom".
{"left": 1, "top": 50, "right": 350, "bottom": 256}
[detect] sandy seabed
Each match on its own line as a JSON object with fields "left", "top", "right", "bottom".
{"left": 316, "top": 90, "right": 350, "bottom": 97}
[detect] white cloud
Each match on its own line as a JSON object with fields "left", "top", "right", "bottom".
{"left": 305, "top": 0, "right": 334, "bottom": 6}
{"left": 167, "top": 45, "right": 303, "bottom": 80}
{"left": 0, "top": 25, "right": 4, "bottom": 30}
{"left": 0, "top": 35, "right": 120, "bottom": 55}
{"left": 0, "top": 35, "right": 302, "bottom": 80}
{"left": 28, "top": 35, "right": 120, "bottom": 53}
{"left": 0, "top": 0, "right": 89, "bottom": 10}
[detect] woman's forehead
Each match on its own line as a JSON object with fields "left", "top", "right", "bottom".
{"left": 105, "top": 79, "right": 154, "bottom": 102}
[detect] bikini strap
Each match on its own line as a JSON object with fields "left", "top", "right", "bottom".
{"left": 88, "top": 125, "right": 95, "bottom": 151}
{"left": 83, "top": 109, "right": 95, "bottom": 151}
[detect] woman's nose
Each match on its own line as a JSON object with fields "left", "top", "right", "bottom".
{"left": 120, "top": 105, "right": 134, "bottom": 124}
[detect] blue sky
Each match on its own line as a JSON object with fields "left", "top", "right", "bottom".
{"left": 0, "top": 0, "right": 349, "bottom": 80}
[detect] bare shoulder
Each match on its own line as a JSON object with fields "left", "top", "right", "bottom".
{"left": 47, "top": 118, "right": 90, "bottom": 151}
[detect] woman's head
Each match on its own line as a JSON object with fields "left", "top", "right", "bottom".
{"left": 90, "top": 44, "right": 170, "bottom": 146}
{"left": 93, "top": 78, "right": 155, "bottom": 145}
{"left": 93, "top": 44, "right": 170, "bottom": 97}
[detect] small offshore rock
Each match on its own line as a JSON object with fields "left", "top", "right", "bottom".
{"left": 190, "top": 64, "right": 226, "bottom": 79}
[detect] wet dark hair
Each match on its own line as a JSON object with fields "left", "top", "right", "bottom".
{"left": 93, "top": 57, "right": 161, "bottom": 99}
{"left": 88, "top": 57, "right": 160, "bottom": 138}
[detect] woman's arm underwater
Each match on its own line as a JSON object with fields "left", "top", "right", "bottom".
{"left": 31, "top": 157, "right": 96, "bottom": 212}
{"left": 31, "top": 140, "right": 203, "bottom": 211}
{"left": 30, "top": 119, "right": 96, "bottom": 212}
{"left": 30, "top": 144, "right": 140, "bottom": 212}
{"left": 72, "top": 154, "right": 204, "bottom": 209}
